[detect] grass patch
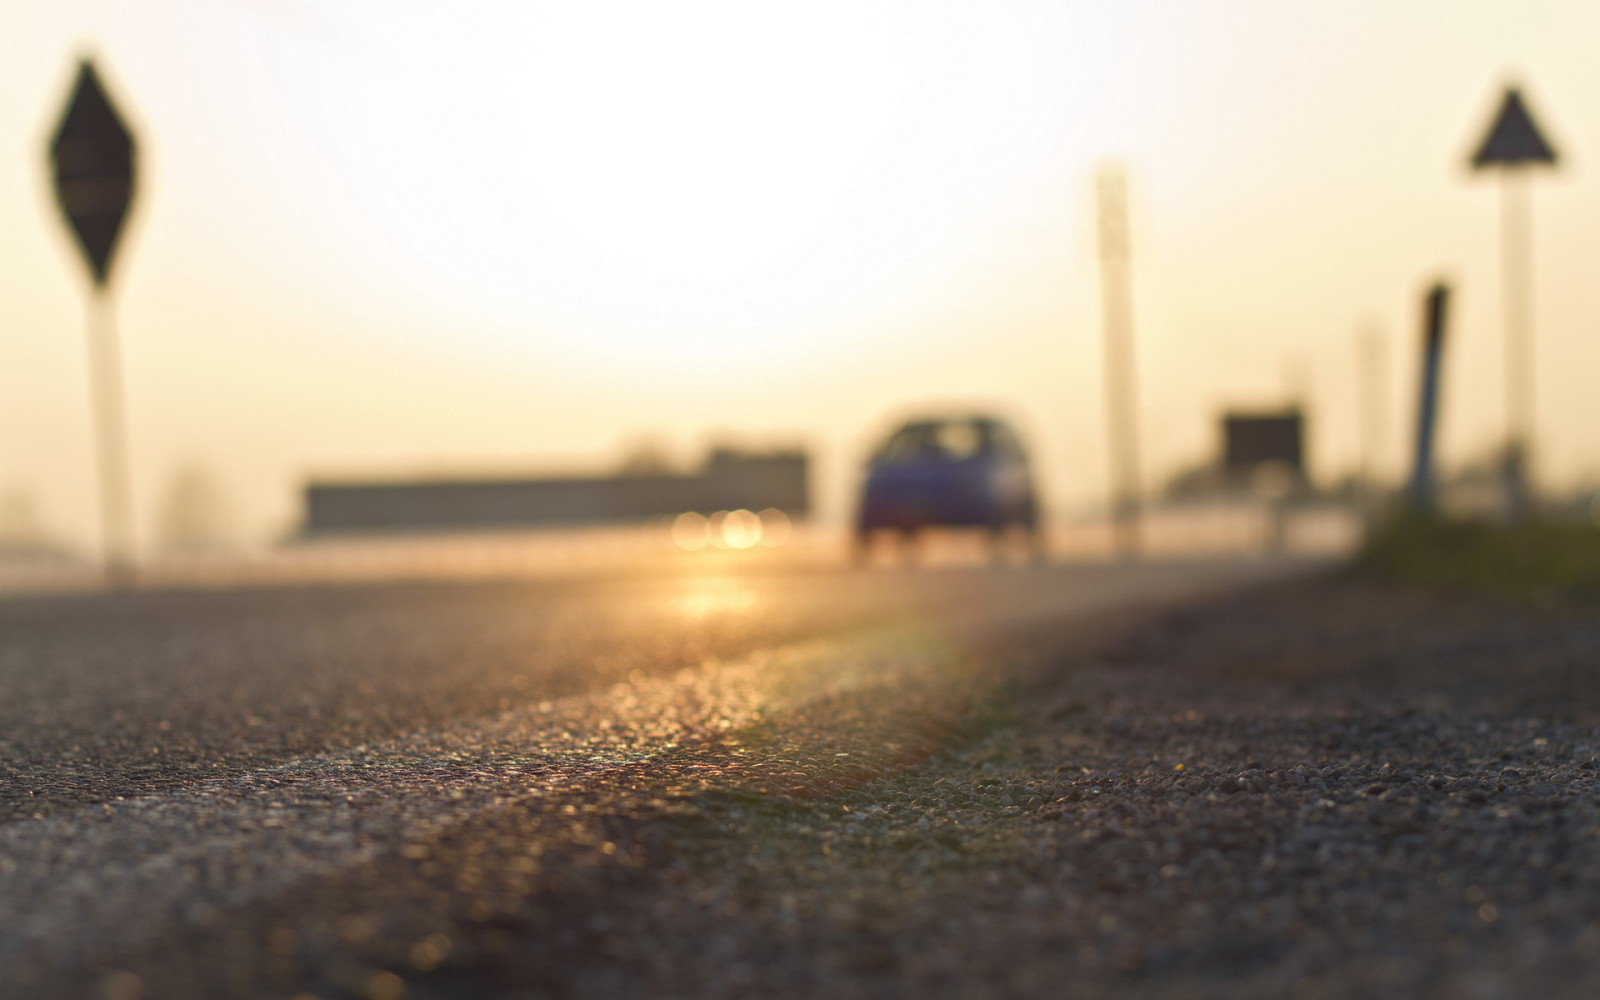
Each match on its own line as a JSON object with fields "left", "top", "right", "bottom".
{"left": 1358, "top": 509, "right": 1600, "bottom": 600}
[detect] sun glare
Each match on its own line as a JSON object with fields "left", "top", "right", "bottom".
{"left": 284, "top": 1, "right": 1051, "bottom": 369}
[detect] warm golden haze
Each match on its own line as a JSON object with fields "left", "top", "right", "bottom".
{"left": 1, "top": 2, "right": 1598, "bottom": 555}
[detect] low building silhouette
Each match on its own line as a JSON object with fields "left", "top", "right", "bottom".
{"left": 1162, "top": 408, "right": 1310, "bottom": 500}
{"left": 301, "top": 447, "right": 808, "bottom": 537}
{"left": 1222, "top": 409, "right": 1307, "bottom": 493}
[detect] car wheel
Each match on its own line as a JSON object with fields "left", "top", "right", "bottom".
{"left": 851, "top": 530, "right": 874, "bottom": 567}
{"left": 898, "top": 527, "right": 920, "bottom": 567}
{"left": 1026, "top": 524, "right": 1047, "bottom": 565}
{"left": 987, "top": 525, "right": 1010, "bottom": 566}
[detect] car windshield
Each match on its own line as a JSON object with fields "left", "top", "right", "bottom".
{"left": 876, "top": 420, "right": 988, "bottom": 464}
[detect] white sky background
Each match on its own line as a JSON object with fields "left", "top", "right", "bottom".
{"left": 1, "top": 0, "right": 1598, "bottom": 552}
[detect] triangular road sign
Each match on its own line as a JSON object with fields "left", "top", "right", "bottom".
{"left": 1470, "top": 87, "right": 1558, "bottom": 169}
{"left": 51, "top": 60, "right": 137, "bottom": 287}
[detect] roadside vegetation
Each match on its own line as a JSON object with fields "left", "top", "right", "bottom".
{"left": 1358, "top": 508, "right": 1600, "bottom": 600}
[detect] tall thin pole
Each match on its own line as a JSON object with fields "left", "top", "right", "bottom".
{"left": 1357, "top": 325, "right": 1385, "bottom": 506}
{"left": 1410, "top": 284, "right": 1450, "bottom": 511}
{"left": 49, "top": 58, "right": 141, "bottom": 587}
{"left": 1500, "top": 172, "right": 1534, "bottom": 517}
{"left": 1465, "top": 82, "right": 1560, "bottom": 517}
{"left": 1096, "top": 168, "right": 1141, "bottom": 560}
{"left": 87, "top": 291, "right": 136, "bottom": 586}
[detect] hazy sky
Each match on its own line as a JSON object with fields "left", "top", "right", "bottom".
{"left": 2, "top": 1, "right": 1598, "bottom": 551}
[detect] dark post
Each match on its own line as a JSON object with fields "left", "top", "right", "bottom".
{"left": 1409, "top": 284, "right": 1449, "bottom": 510}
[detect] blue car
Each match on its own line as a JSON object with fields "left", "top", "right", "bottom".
{"left": 855, "top": 415, "right": 1041, "bottom": 561}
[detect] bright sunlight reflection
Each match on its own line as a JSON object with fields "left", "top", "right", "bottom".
{"left": 672, "top": 512, "right": 711, "bottom": 551}
{"left": 720, "top": 510, "right": 762, "bottom": 550}
{"left": 672, "top": 508, "right": 791, "bottom": 552}
{"left": 675, "top": 576, "right": 760, "bottom": 619}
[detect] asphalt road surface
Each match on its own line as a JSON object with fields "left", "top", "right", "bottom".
{"left": 0, "top": 556, "right": 1314, "bottom": 998}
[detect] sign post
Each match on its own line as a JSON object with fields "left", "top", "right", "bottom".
{"left": 1467, "top": 85, "right": 1560, "bottom": 519}
{"left": 50, "top": 59, "right": 140, "bottom": 586}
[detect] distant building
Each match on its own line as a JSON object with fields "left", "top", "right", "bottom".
{"left": 1161, "top": 408, "right": 1310, "bottom": 500}
{"left": 301, "top": 447, "right": 808, "bottom": 537}
{"left": 1222, "top": 409, "right": 1307, "bottom": 491}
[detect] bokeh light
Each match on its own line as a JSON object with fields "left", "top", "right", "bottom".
{"left": 720, "top": 509, "right": 762, "bottom": 550}
{"left": 757, "top": 508, "right": 791, "bottom": 547}
{"left": 671, "top": 511, "right": 710, "bottom": 551}
{"left": 706, "top": 511, "right": 730, "bottom": 550}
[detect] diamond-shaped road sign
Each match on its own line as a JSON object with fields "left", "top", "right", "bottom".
{"left": 1471, "top": 87, "right": 1559, "bottom": 170}
{"left": 51, "top": 60, "right": 137, "bottom": 288}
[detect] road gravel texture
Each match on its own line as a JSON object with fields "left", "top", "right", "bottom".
{"left": 5, "top": 560, "right": 1600, "bottom": 998}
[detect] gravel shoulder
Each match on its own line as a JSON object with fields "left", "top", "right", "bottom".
{"left": 64, "top": 567, "right": 1600, "bottom": 999}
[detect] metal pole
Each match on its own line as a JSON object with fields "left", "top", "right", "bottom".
{"left": 1357, "top": 326, "right": 1385, "bottom": 508}
{"left": 1500, "top": 172, "right": 1534, "bottom": 518}
{"left": 87, "top": 290, "right": 136, "bottom": 586}
{"left": 1096, "top": 168, "right": 1141, "bottom": 560}
{"left": 1410, "top": 284, "right": 1449, "bottom": 510}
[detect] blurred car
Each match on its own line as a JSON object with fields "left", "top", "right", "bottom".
{"left": 855, "top": 414, "right": 1041, "bottom": 561}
